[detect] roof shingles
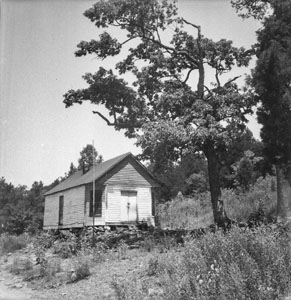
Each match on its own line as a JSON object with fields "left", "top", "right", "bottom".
{"left": 45, "top": 152, "right": 131, "bottom": 196}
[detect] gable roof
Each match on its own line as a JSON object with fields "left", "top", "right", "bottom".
{"left": 45, "top": 152, "right": 156, "bottom": 196}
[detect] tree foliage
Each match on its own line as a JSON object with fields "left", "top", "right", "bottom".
{"left": 0, "top": 178, "right": 45, "bottom": 234}
{"left": 63, "top": 0, "right": 255, "bottom": 224}
{"left": 233, "top": 0, "right": 291, "bottom": 221}
{"left": 78, "top": 144, "right": 103, "bottom": 172}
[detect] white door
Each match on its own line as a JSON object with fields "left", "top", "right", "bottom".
{"left": 120, "top": 191, "right": 137, "bottom": 222}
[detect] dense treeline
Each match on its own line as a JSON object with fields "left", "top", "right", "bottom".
{"left": 154, "top": 129, "right": 264, "bottom": 200}
{"left": 0, "top": 132, "right": 264, "bottom": 234}
{"left": 0, "top": 144, "right": 103, "bottom": 234}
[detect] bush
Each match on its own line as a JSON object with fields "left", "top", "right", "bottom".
{"left": 42, "top": 257, "right": 62, "bottom": 280}
{"left": 117, "top": 239, "right": 129, "bottom": 260}
{"left": 92, "top": 242, "right": 108, "bottom": 263}
{"left": 0, "top": 233, "right": 29, "bottom": 254}
{"left": 68, "top": 256, "right": 90, "bottom": 283}
{"left": 157, "top": 192, "right": 213, "bottom": 229}
{"left": 224, "top": 176, "right": 277, "bottom": 222}
{"left": 113, "top": 226, "right": 291, "bottom": 300}
{"left": 53, "top": 240, "right": 78, "bottom": 258}
{"left": 10, "top": 257, "right": 33, "bottom": 275}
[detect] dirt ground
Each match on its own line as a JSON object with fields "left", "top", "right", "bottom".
{"left": 0, "top": 247, "right": 151, "bottom": 300}
{"left": 0, "top": 256, "right": 34, "bottom": 300}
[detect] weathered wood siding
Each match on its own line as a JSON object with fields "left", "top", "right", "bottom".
{"left": 106, "top": 186, "right": 122, "bottom": 223}
{"left": 100, "top": 158, "right": 155, "bottom": 224}
{"left": 97, "top": 156, "right": 159, "bottom": 188}
{"left": 84, "top": 183, "right": 106, "bottom": 226}
{"left": 106, "top": 186, "right": 153, "bottom": 224}
{"left": 43, "top": 185, "right": 85, "bottom": 229}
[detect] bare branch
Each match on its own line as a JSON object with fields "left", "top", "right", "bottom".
{"left": 215, "top": 69, "right": 221, "bottom": 87}
{"left": 93, "top": 111, "right": 116, "bottom": 126}
{"left": 224, "top": 75, "right": 242, "bottom": 87}
{"left": 120, "top": 36, "right": 138, "bottom": 46}
{"left": 181, "top": 18, "right": 200, "bottom": 30}
{"left": 204, "top": 85, "right": 213, "bottom": 97}
{"left": 183, "top": 68, "right": 194, "bottom": 84}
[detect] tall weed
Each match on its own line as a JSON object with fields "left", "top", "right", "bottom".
{"left": 158, "top": 176, "right": 278, "bottom": 229}
{"left": 157, "top": 192, "right": 213, "bottom": 229}
{"left": 113, "top": 226, "right": 291, "bottom": 300}
{"left": 224, "top": 176, "right": 277, "bottom": 222}
{"left": 0, "top": 233, "right": 30, "bottom": 254}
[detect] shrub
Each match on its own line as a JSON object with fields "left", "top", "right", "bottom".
{"left": 33, "top": 231, "right": 57, "bottom": 249}
{"left": 157, "top": 192, "right": 213, "bottom": 229}
{"left": 10, "top": 257, "right": 33, "bottom": 275}
{"left": 117, "top": 240, "right": 129, "bottom": 260}
{"left": 113, "top": 226, "right": 291, "bottom": 300}
{"left": 224, "top": 176, "right": 277, "bottom": 222}
{"left": 53, "top": 239, "right": 78, "bottom": 258}
{"left": 42, "top": 257, "right": 62, "bottom": 280}
{"left": 142, "top": 236, "right": 155, "bottom": 252}
{"left": 92, "top": 242, "right": 108, "bottom": 263}
{"left": 147, "top": 256, "right": 159, "bottom": 276}
{"left": 0, "top": 233, "right": 29, "bottom": 254}
{"left": 68, "top": 256, "right": 90, "bottom": 283}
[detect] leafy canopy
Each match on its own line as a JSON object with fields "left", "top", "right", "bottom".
{"left": 78, "top": 144, "right": 103, "bottom": 171}
{"left": 63, "top": 0, "right": 255, "bottom": 162}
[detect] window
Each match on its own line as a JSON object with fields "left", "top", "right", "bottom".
{"left": 151, "top": 191, "right": 155, "bottom": 216}
{"left": 89, "top": 190, "right": 102, "bottom": 217}
{"left": 59, "top": 195, "right": 64, "bottom": 225}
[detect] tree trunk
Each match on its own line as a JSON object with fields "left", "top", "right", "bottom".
{"left": 204, "top": 144, "right": 229, "bottom": 228}
{"left": 276, "top": 164, "right": 287, "bottom": 222}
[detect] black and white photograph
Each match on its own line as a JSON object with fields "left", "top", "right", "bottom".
{"left": 1, "top": 0, "right": 291, "bottom": 299}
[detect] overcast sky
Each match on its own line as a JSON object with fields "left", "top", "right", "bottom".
{"left": 0, "top": 0, "right": 261, "bottom": 187}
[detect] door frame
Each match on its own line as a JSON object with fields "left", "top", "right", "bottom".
{"left": 58, "top": 195, "right": 64, "bottom": 226}
{"left": 120, "top": 190, "right": 138, "bottom": 222}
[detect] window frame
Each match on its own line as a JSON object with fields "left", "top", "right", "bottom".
{"left": 89, "top": 189, "right": 102, "bottom": 217}
{"left": 59, "top": 195, "right": 64, "bottom": 225}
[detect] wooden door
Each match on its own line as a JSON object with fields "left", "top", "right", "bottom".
{"left": 120, "top": 191, "right": 137, "bottom": 222}
{"left": 59, "top": 195, "right": 64, "bottom": 225}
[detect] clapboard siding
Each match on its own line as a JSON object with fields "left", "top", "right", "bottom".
{"left": 43, "top": 194, "right": 59, "bottom": 229}
{"left": 106, "top": 186, "right": 153, "bottom": 224}
{"left": 43, "top": 186, "right": 85, "bottom": 229}
{"left": 106, "top": 187, "right": 122, "bottom": 223}
{"left": 136, "top": 187, "right": 152, "bottom": 221}
{"left": 97, "top": 156, "right": 158, "bottom": 187}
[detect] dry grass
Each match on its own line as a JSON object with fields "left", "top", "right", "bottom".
{"left": 157, "top": 176, "right": 279, "bottom": 228}
{"left": 0, "top": 233, "right": 30, "bottom": 254}
{"left": 157, "top": 192, "right": 213, "bottom": 229}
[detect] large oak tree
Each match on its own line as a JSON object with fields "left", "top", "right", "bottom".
{"left": 63, "top": 0, "right": 254, "bottom": 226}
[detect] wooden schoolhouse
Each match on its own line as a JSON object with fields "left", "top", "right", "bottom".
{"left": 43, "top": 152, "right": 159, "bottom": 229}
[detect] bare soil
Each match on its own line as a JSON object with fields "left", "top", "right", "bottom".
{"left": 0, "top": 247, "right": 151, "bottom": 300}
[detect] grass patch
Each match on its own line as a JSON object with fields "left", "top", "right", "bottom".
{"left": 0, "top": 233, "right": 30, "bottom": 254}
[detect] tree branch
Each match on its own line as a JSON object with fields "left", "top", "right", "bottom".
{"left": 204, "top": 85, "right": 213, "bottom": 97}
{"left": 215, "top": 69, "right": 221, "bottom": 87}
{"left": 93, "top": 111, "right": 116, "bottom": 126}
{"left": 181, "top": 18, "right": 200, "bottom": 30}
{"left": 224, "top": 75, "right": 241, "bottom": 87}
{"left": 120, "top": 36, "right": 138, "bottom": 46}
{"left": 183, "top": 68, "right": 194, "bottom": 84}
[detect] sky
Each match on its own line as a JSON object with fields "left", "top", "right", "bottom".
{"left": 0, "top": 0, "right": 261, "bottom": 188}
